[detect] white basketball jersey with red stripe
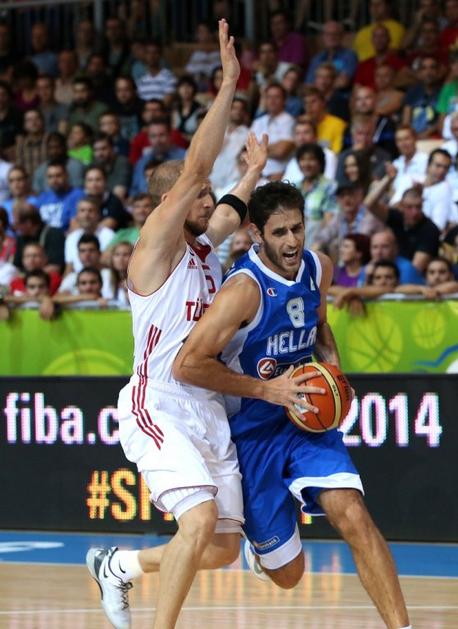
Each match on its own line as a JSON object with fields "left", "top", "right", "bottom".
{"left": 128, "top": 234, "right": 222, "bottom": 391}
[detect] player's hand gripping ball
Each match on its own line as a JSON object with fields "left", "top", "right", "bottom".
{"left": 286, "top": 362, "right": 353, "bottom": 432}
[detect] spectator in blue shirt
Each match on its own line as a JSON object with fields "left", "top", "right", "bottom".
{"left": 362, "top": 228, "right": 426, "bottom": 285}
{"left": 62, "top": 166, "right": 131, "bottom": 231}
{"left": 306, "top": 21, "right": 358, "bottom": 89}
{"left": 402, "top": 55, "right": 441, "bottom": 138}
{"left": 36, "top": 160, "right": 81, "bottom": 229}
{"left": 30, "top": 23, "right": 58, "bottom": 77}
{"left": 130, "top": 117, "right": 185, "bottom": 196}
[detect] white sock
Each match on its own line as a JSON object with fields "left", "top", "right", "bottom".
{"left": 111, "top": 549, "right": 144, "bottom": 581}
{"left": 398, "top": 625, "right": 412, "bottom": 629}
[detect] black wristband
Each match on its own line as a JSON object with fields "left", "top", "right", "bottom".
{"left": 217, "top": 193, "right": 248, "bottom": 222}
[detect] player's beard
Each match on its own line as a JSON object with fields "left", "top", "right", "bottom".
{"left": 185, "top": 217, "right": 207, "bottom": 237}
{"left": 263, "top": 238, "right": 301, "bottom": 278}
{"left": 263, "top": 239, "right": 285, "bottom": 272}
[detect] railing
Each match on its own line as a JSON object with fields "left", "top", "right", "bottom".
{"left": 0, "top": 0, "right": 421, "bottom": 52}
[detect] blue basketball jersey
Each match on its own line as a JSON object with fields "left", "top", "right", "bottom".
{"left": 221, "top": 245, "right": 322, "bottom": 440}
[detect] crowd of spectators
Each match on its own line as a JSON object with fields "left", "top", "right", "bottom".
{"left": 1, "top": 0, "right": 458, "bottom": 322}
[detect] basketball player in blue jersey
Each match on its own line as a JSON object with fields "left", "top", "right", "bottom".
{"left": 173, "top": 181, "right": 411, "bottom": 629}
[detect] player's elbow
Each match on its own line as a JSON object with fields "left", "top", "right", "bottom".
{"left": 172, "top": 350, "right": 197, "bottom": 385}
{"left": 183, "top": 152, "right": 212, "bottom": 181}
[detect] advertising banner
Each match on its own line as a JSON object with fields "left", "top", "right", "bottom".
{"left": 1, "top": 376, "right": 457, "bottom": 542}
{"left": 0, "top": 302, "right": 457, "bottom": 375}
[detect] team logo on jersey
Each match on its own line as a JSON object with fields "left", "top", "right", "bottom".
{"left": 257, "top": 357, "right": 277, "bottom": 379}
{"left": 266, "top": 287, "right": 277, "bottom": 297}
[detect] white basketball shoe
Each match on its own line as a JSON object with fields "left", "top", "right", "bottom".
{"left": 243, "top": 539, "right": 269, "bottom": 582}
{"left": 86, "top": 546, "right": 133, "bottom": 629}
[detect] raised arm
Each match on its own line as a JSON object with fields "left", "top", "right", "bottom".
{"left": 128, "top": 20, "right": 240, "bottom": 294}
{"left": 206, "top": 132, "right": 268, "bottom": 247}
{"left": 363, "top": 166, "right": 397, "bottom": 222}
{"left": 173, "top": 274, "right": 325, "bottom": 414}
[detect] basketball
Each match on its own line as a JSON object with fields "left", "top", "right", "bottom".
{"left": 285, "top": 362, "right": 353, "bottom": 433}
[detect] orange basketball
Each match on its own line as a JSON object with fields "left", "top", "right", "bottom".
{"left": 285, "top": 362, "right": 353, "bottom": 433}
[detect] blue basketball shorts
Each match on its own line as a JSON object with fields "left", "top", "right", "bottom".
{"left": 234, "top": 424, "right": 363, "bottom": 570}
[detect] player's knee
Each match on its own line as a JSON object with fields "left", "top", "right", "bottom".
{"left": 327, "top": 491, "right": 373, "bottom": 544}
{"left": 266, "top": 552, "right": 304, "bottom": 589}
{"left": 179, "top": 500, "right": 218, "bottom": 550}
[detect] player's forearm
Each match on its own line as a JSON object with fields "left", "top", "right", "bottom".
{"left": 229, "top": 164, "right": 263, "bottom": 203}
{"left": 185, "top": 80, "right": 237, "bottom": 177}
{"left": 173, "top": 352, "right": 266, "bottom": 400}
{"left": 314, "top": 322, "right": 340, "bottom": 367}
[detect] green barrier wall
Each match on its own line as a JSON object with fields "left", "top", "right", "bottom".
{"left": 1, "top": 301, "right": 457, "bottom": 375}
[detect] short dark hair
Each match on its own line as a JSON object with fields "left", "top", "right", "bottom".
{"left": 248, "top": 181, "right": 304, "bottom": 233}
{"left": 270, "top": 9, "right": 292, "bottom": 23}
{"left": 47, "top": 158, "right": 67, "bottom": 170}
{"left": 177, "top": 75, "right": 197, "bottom": 92}
{"left": 85, "top": 165, "right": 106, "bottom": 179}
{"left": 0, "top": 206, "right": 9, "bottom": 230}
{"left": 77, "top": 266, "right": 102, "bottom": 284}
{"left": 265, "top": 82, "right": 287, "bottom": 100}
{"left": 37, "top": 72, "right": 54, "bottom": 84}
{"left": 16, "top": 204, "right": 42, "bottom": 225}
{"left": 115, "top": 75, "right": 136, "bottom": 88}
{"left": 144, "top": 158, "right": 163, "bottom": 173}
{"left": 99, "top": 110, "right": 119, "bottom": 121}
{"left": 427, "top": 256, "right": 453, "bottom": 274}
{"left": 143, "top": 98, "right": 165, "bottom": 112}
{"left": 25, "top": 269, "right": 50, "bottom": 288}
{"left": 145, "top": 39, "right": 162, "bottom": 52}
{"left": 148, "top": 116, "right": 171, "bottom": 130}
{"left": 371, "top": 259, "right": 400, "bottom": 282}
{"left": 428, "top": 148, "right": 452, "bottom": 166}
{"left": 343, "top": 233, "right": 371, "bottom": 265}
{"left": 77, "top": 233, "right": 100, "bottom": 251}
{"left": 303, "top": 86, "right": 325, "bottom": 102}
{"left": 296, "top": 143, "right": 325, "bottom": 174}
{"left": 46, "top": 132, "right": 67, "bottom": 148}
{"left": 71, "top": 121, "right": 93, "bottom": 141}
{"left": 73, "top": 76, "right": 93, "bottom": 90}
{"left": 93, "top": 132, "right": 113, "bottom": 146}
{"left": 78, "top": 195, "right": 101, "bottom": 212}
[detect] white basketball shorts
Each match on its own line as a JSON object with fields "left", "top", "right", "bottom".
{"left": 117, "top": 375, "right": 244, "bottom": 530}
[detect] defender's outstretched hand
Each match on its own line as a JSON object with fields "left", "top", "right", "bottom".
{"left": 243, "top": 132, "right": 269, "bottom": 174}
{"left": 218, "top": 19, "right": 240, "bottom": 83}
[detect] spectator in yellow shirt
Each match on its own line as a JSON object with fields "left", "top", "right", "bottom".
{"left": 303, "top": 87, "right": 346, "bottom": 153}
{"left": 353, "top": 0, "right": 406, "bottom": 61}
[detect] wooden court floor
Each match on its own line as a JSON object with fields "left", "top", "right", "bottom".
{"left": 0, "top": 563, "right": 457, "bottom": 628}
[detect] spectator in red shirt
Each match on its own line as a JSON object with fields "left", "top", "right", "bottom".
{"left": 10, "top": 242, "right": 61, "bottom": 295}
{"left": 129, "top": 100, "right": 187, "bottom": 165}
{"left": 440, "top": 0, "right": 458, "bottom": 54}
{"left": 354, "top": 24, "right": 406, "bottom": 90}
{"left": 0, "top": 207, "right": 15, "bottom": 262}
{"left": 405, "top": 18, "right": 449, "bottom": 74}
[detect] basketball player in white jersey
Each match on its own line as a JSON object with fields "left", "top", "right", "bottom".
{"left": 85, "top": 21, "right": 311, "bottom": 629}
